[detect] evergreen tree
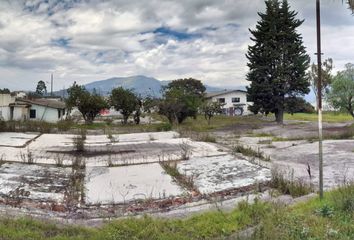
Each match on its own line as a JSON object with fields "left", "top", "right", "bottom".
{"left": 36, "top": 80, "right": 47, "bottom": 96}
{"left": 246, "top": 0, "right": 310, "bottom": 124}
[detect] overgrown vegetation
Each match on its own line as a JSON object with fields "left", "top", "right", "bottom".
{"left": 1, "top": 184, "right": 354, "bottom": 239}
{"left": 270, "top": 167, "right": 313, "bottom": 197}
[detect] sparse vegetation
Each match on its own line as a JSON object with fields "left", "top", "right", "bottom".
{"left": 160, "top": 162, "right": 198, "bottom": 193}
{"left": 270, "top": 167, "right": 313, "bottom": 197}
{"left": 233, "top": 145, "right": 271, "bottom": 161}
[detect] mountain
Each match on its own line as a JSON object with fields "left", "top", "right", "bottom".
{"left": 56, "top": 75, "right": 225, "bottom": 98}
{"left": 85, "top": 75, "right": 162, "bottom": 97}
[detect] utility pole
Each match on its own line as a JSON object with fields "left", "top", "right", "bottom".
{"left": 51, "top": 73, "right": 53, "bottom": 96}
{"left": 316, "top": 0, "right": 324, "bottom": 199}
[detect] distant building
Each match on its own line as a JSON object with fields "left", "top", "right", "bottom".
{"left": 205, "top": 90, "right": 253, "bottom": 116}
{"left": 0, "top": 93, "right": 66, "bottom": 122}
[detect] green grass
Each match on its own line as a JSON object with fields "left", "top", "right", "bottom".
{"left": 1, "top": 184, "right": 354, "bottom": 239}
{"left": 177, "top": 115, "right": 264, "bottom": 132}
{"left": 284, "top": 112, "right": 354, "bottom": 123}
{"left": 0, "top": 200, "right": 270, "bottom": 240}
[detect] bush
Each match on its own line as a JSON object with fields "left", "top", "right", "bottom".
{"left": 155, "top": 122, "right": 172, "bottom": 131}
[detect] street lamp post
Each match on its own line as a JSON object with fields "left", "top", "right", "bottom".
{"left": 316, "top": 0, "right": 324, "bottom": 200}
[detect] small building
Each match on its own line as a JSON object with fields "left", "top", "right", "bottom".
{"left": 0, "top": 93, "right": 16, "bottom": 121}
{"left": 0, "top": 93, "right": 66, "bottom": 123}
{"left": 205, "top": 90, "right": 253, "bottom": 116}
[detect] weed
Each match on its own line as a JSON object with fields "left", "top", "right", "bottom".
{"left": 160, "top": 162, "right": 198, "bottom": 193}
{"left": 315, "top": 204, "right": 334, "bottom": 217}
{"left": 56, "top": 120, "right": 73, "bottom": 132}
{"left": 55, "top": 153, "right": 64, "bottom": 167}
{"left": 331, "top": 183, "right": 354, "bottom": 212}
{"left": 19, "top": 147, "right": 35, "bottom": 164}
{"left": 197, "top": 133, "right": 217, "bottom": 143}
{"left": 179, "top": 140, "right": 191, "bottom": 160}
{"left": 270, "top": 167, "right": 313, "bottom": 197}
{"left": 233, "top": 145, "right": 270, "bottom": 161}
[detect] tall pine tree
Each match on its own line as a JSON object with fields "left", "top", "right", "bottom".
{"left": 246, "top": 0, "right": 310, "bottom": 124}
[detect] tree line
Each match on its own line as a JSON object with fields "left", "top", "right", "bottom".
{"left": 65, "top": 78, "right": 225, "bottom": 125}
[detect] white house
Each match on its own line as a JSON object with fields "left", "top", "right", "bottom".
{"left": 205, "top": 90, "right": 253, "bottom": 116}
{"left": 0, "top": 94, "right": 66, "bottom": 123}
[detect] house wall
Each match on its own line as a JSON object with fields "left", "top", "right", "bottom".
{"left": 0, "top": 94, "right": 15, "bottom": 121}
{"left": 29, "top": 104, "right": 63, "bottom": 123}
{"left": 13, "top": 107, "right": 28, "bottom": 121}
{"left": 209, "top": 91, "right": 253, "bottom": 115}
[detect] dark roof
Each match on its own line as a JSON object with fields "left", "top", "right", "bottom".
{"left": 205, "top": 89, "right": 247, "bottom": 98}
{"left": 16, "top": 98, "right": 66, "bottom": 109}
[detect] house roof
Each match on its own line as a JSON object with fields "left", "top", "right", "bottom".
{"left": 16, "top": 98, "right": 66, "bottom": 109}
{"left": 205, "top": 89, "right": 247, "bottom": 98}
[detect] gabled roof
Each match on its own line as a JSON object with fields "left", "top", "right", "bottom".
{"left": 16, "top": 98, "right": 66, "bottom": 109}
{"left": 205, "top": 89, "right": 247, "bottom": 98}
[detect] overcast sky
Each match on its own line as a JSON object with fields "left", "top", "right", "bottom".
{"left": 0, "top": 0, "right": 353, "bottom": 91}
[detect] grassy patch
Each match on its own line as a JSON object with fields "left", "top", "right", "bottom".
{"left": 284, "top": 112, "right": 353, "bottom": 123}
{"left": 251, "top": 185, "right": 354, "bottom": 240}
{"left": 177, "top": 115, "right": 264, "bottom": 132}
{"left": 1, "top": 184, "right": 354, "bottom": 239}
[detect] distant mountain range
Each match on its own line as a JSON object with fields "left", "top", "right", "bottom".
{"left": 56, "top": 75, "right": 228, "bottom": 98}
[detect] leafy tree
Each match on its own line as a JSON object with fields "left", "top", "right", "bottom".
{"left": 159, "top": 78, "right": 206, "bottom": 124}
{"left": 0, "top": 88, "right": 10, "bottom": 94}
{"left": 36, "top": 80, "right": 47, "bottom": 96}
{"left": 109, "top": 87, "right": 139, "bottom": 124}
{"left": 202, "top": 101, "right": 225, "bottom": 125}
{"left": 307, "top": 58, "right": 333, "bottom": 98}
{"left": 66, "top": 82, "right": 108, "bottom": 124}
{"left": 327, "top": 63, "right": 354, "bottom": 118}
{"left": 246, "top": 0, "right": 310, "bottom": 124}
{"left": 285, "top": 97, "right": 315, "bottom": 115}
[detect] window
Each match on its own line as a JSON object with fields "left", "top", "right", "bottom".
{"left": 58, "top": 109, "right": 61, "bottom": 119}
{"left": 217, "top": 98, "right": 225, "bottom": 103}
{"left": 29, "top": 109, "right": 36, "bottom": 119}
{"left": 232, "top": 97, "right": 240, "bottom": 103}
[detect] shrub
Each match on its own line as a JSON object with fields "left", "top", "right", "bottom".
{"left": 155, "top": 122, "right": 172, "bottom": 131}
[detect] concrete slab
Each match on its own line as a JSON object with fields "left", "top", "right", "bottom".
{"left": 177, "top": 155, "right": 271, "bottom": 194}
{"left": 0, "top": 163, "right": 71, "bottom": 202}
{"left": 0, "top": 132, "right": 39, "bottom": 147}
{"left": 85, "top": 163, "right": 183, "bottom": 204}
{"left": 239, "top": 137, "right": 354, "bottom": 190}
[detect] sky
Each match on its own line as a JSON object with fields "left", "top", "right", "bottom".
{"left": 0, "top": 0, "right": 353, "bottom": 93}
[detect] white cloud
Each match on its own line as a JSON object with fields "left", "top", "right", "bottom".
{"left": 0, "top": 0, "right": 353, "bottom": 91}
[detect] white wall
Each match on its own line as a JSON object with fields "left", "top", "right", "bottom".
{"left": 210, "top": 91, "right": 253, "bottom": 115}
{"left": 0, "top": 94, "right": 15, "bottom": 121}
{"left": 13, "top": 107, "right": 28, "bottom": 121}
{"left": 29, "top": 105, "right": 62, "bottom": 123}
